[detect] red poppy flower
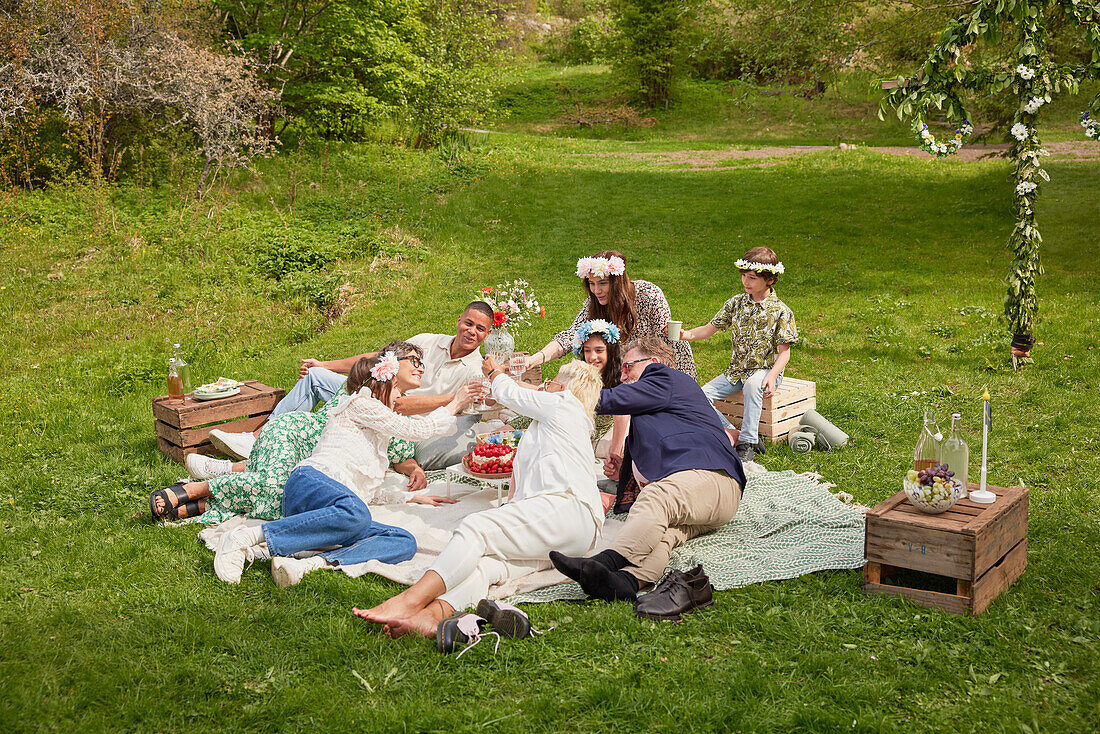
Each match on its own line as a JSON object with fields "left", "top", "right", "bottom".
{"left": 539, "top": 306, "right": 546, "bottom": 319}
{"left": 493, "top": 311, "right": 507, "bottom": 326}
{"left": 481, "top": 286, "right": 495, "bottom": 294}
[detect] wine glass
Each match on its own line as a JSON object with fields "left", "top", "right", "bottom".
{"left": 508, "top": 355, "right": 526, "bottom": 378}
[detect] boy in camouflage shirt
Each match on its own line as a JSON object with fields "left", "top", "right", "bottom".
{"left": 676, "top": 247, "right": 798, "bottom": 462}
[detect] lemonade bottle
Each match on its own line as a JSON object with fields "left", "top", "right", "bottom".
{"left": 940, "top": 413, "right": 969, "bottom": 497}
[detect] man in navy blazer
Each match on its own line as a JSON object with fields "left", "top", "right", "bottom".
{"left": 551, "top": 336, "right": 745, "bottom": 605}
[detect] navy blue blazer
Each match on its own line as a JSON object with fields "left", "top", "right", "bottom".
{"left": 597, "top": 363, "right": 747, "bottom": 491}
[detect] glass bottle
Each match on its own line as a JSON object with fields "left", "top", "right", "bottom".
{"left": 913, "top": 409, "right": 942, "bottom": 471}
{"left": 167, "top": 358, "right": 184, "bottom": 399}
{"left": 940, "top": 412, "right": 969, "bottom": 497}
{"left": 173, "top": 344, "right": 192, "bottom": 395}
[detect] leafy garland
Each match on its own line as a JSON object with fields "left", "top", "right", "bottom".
{"left": 880, "top": 0, "right": 1100, "bottom": 357}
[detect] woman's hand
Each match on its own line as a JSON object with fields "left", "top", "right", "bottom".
{"left": 482, "top": 356, "right": 504, "bottom": 377}
{"left": 406, "top": 466, "right": 428, "bottom": 491}
{"left": 407, "top": 494, "right": 458, "bottom": 507}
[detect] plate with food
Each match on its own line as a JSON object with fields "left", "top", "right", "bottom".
{"left": 193, "top": 377, "right": 241, "bottom": 400}
{"left": 462, "top": 442, "right": 514, "bottom": 479}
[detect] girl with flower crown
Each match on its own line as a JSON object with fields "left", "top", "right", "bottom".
{"left": 571, "top": 319, "right": 629, "bottom": 453}
{"left": 212, "top": 351, "right": 478, "bottom": 587}
{"left": 524, "top": 250, "right": 697, "bottom": 380}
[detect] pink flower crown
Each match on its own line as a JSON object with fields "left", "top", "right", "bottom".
{"left": 369, "top": 351, "right": 400, "bottom": 382}
{"left": 576, "top": 255, "right": 626, "bottom": 279}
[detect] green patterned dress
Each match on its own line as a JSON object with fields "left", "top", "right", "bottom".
{"left": 198, "top": 389, "right": 416, "bottom": 523}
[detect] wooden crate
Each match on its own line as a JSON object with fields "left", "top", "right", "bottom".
{"left": 714, "top": 376, "right": 816, "bottom": 442}
{"left": 863, "top": 483, "right": 1028, "bottom": 615}
{"left": 153, "top": 380, "right": 284, "bottom": 463}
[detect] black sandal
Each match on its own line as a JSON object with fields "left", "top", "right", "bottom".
{"left": 165, "top": 499, "right": 204, "bottom": 521}
{"left": 149, "top": 482, "right": 189, "bottom": 520}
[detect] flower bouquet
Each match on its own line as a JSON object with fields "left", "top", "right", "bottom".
{"left": 478, "top": 280, "right": 545, "bottom": 331}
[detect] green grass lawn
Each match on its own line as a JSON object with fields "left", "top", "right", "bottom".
{"left": 1, "top": 69, "right": 1099, "bottom": 731}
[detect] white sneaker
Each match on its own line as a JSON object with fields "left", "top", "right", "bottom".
{"left": 209, "top": 429, "right": 256, "bottom": 460}
{"left": 271, "top": 555, "right": 327, "bottom": 588}
{"left": 214, "top": 519, "right": 267, "bottom": 583}
{"left": 185, "top": 453, "right": 234, "bottom": 480}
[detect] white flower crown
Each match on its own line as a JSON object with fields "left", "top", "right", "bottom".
{"left": 369, "top": 351, "right": 400, "bottom": 382}
{"left": 576, "top": 256, "right": 626, "bottom": 279}
{"left": 735, "top": 258, "right": 785, "bottom": 275}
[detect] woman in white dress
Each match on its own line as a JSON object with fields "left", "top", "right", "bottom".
{"left": 355, "top": 358, "right": 604, "bottom": 650}
{"left": 213, "top": 351, "right": 476, "bottom": 587}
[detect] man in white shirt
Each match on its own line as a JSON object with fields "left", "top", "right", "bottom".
{"left": 209, "top": 302, "right": 494, "bottom": 470}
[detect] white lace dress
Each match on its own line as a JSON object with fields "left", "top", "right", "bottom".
{"left": 297, "top": 389, "right": 457, "bottom": 504}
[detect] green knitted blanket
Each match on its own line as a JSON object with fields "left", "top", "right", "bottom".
{"left": 505, "top": 470, "right": 867, "bottom": 603}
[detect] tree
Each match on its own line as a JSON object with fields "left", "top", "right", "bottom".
{"left": 613, "top": 0, "right": 690, "bottom": 108}
{"left": 0, "top": 0, "right": 278, "bottom": 190}
{"left": 881, "top": 0, "right": 1100, "bottom": 363}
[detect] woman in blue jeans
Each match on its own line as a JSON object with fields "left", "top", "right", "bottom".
{"left": 214, "top": 349, "right": 477, "bottom": 587}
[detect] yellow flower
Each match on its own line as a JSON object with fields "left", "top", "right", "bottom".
{"left": 955, "top": 134, "right": 963, "bottom": 140}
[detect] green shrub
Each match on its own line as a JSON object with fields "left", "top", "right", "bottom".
{"left": 563, "top": 15, "right": 618, "bottom": 63}
{"left": 254, "top": 232, "right": 335, "bottom": 280}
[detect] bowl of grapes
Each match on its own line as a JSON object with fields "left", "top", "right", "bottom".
{"left": 903, "top": 463, "right": 965, "bottom": 514}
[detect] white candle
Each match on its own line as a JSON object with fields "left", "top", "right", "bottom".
{"left": 971, "top": 388, "right": 996, "bottom": 504}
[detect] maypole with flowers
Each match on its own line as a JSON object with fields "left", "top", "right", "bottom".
{"left": 880, "top": 0, "right": 1100, "bottom": 365}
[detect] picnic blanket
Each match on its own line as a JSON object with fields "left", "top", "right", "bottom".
{"left": 197, "top": 469, "right": 866, "bottom": 603}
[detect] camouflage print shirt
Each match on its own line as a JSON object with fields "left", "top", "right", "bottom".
{"left": 709, "top": 290, "right": 799, "bottom": 382}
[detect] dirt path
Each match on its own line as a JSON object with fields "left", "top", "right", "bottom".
{"left": 573, "top": 141, "right": 1100, "bottom": 170}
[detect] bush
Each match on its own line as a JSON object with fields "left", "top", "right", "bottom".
{"left": 563, "top": 15, "right": 617, "bottom": 63}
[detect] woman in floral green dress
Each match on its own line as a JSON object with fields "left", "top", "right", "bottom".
{"left": 149, "top": 343, "right": 420, "bottom": 522}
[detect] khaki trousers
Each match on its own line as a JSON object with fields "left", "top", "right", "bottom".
{"left": 611, "top": 469, "right": 741, "bottom": 585}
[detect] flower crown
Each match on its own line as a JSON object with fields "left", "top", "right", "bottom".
{"left": 735, "top": 258, "right": 785, "bottom": 275}
{"left": 576, "top": 256, "right": 626, "bottom": 279}
{"left": 573, "top": 319, "right": 621, "bottom": 356}
{"left": 369, "top": 351, "right": 400, "bottom": 382}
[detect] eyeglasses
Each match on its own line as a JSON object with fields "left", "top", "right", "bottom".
{"left": 623, "top": 357, "right": 654, "bottom": 368}
{"left": 399, "top": 356, "right": 423, "bottom": 369}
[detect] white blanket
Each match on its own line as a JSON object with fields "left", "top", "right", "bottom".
{"left": 197, "top": 475, "right": 625, "bottom": 601}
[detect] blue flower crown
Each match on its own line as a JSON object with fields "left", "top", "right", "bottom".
{"left": 572, "top": 319, "right": 621, "bottom": 357}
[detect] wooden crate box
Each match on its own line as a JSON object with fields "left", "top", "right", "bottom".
{"left": 863, "top": 483, "right": 1028, "bottom": 615}
{"left": 714, "top": 376, "right": 816, "bottom": 443}
{"left": 153, "top": 380, "right": 285, "bottom": 463}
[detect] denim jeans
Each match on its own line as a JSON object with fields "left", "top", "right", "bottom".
{"left": 700, "top": 370, "right": 781, "bottom": 446}
{"left": 262, "top": 466, "right": 416, "bottom": 567}
{"left": 270, "top": 367, "right": 346, "bottom": 417}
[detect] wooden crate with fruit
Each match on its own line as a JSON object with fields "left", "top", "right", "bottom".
{"left": 714, "top": 376, "right": 816, "bottom": 442}
{"left": 863, "top": 483, "right": 1028, "bottom": 615}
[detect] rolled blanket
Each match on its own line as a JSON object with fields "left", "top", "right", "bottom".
{"left": 788, "top": 429, "right": 816, "bottom": 454}
{"left": 799, "top": 409, "right": 849, "bottom": 450}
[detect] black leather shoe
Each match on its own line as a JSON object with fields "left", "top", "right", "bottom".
{"left": 634, "top": 569, "right": 714, "bottom": 621}
{"left": 436, "top": 612, "right": 488, "bottom": 654}
{"left": 476, "top": 599, "right": 532, "bottom": 639}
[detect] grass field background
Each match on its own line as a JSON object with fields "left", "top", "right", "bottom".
{"left": 1, "top": 66, "right": 1098, "bottom": 731}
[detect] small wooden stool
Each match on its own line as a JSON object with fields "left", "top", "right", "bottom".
{"left": 714, "top": 376, "right": 816, "bottom": 442}
{"left": 863, "top": 483, "right": 1028, "bottom": 615}
{"left": 153, "top": 380, "right": 285, "bottom": 463}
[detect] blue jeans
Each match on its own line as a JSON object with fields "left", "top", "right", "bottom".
{"left": 262, "top": 466, "right": 416, "bottom": 567}
{"left": 270, "top": 367, "right": 346, "bottom": 417}
{"left": 700, "top": 370, "right": 781, "bottom": 446}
